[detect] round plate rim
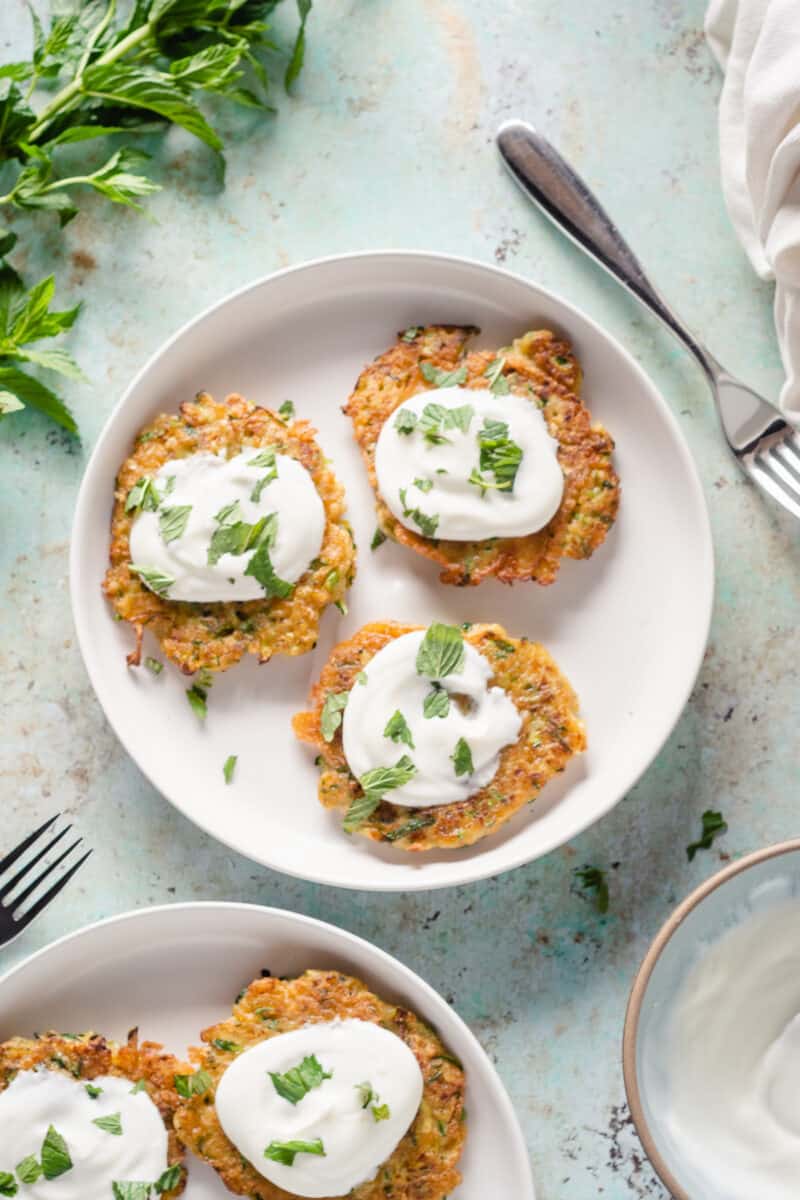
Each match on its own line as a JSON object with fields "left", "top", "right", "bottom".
{"left": 69, "top": 248, "right": 714, "bottom": 892}
{"left": 0, "top": 900, "right": 535, "bottom": 1198}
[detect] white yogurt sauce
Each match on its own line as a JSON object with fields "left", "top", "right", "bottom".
{"left": 128, "top": 449, "right": 325, "bottom": 602}
{"left": 215, "top": 1019, "right": 423, "bottom": 1199}
{"left": 0, "top": 1069, "right": 169, "bottom": 1197}
{"left": 342, "top": 629, "right": 521, "bottom": 808}
{"left": 665, "top": 898, "right": 800, "bottom": 1199}
{"left": 374, "top": 385, "right": 563, "bottom": 541}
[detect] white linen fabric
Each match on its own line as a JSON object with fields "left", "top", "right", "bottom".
{"left": 706, "top": 0, "right": 800, "bottom": 422}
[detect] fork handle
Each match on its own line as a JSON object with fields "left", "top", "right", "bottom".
{"left": 496, "top": 120, "right": 720, "bottom": 383}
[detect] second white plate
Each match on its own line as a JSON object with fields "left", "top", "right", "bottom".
{"left": 0, "top": 902, "right": 534, "bottom": 1199}
{"left": 70, "top": 251, "right": 713, "bottom": 891}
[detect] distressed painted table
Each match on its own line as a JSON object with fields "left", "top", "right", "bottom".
{"left": 2, "top": 1, "right": 798, "bottom": 1196}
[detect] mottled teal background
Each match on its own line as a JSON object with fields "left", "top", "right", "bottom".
{"left": 2, "top": 2, "right": 798, "bottom": 1196}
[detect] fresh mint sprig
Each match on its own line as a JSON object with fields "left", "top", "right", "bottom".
{"left": 0, "top": 0, "right": 313, "bottom": 439}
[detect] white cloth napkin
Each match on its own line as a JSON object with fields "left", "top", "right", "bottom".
{"left": 706, "top": 0, "right": 800, "bottom": 422}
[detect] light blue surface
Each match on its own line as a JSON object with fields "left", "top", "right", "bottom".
{"left": 1, "top": 2, "right": 798, "bottom": 1197}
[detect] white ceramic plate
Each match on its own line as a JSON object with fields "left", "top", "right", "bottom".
{"left": 70, "top": 251, "right": 713, "bottom": 891}
{"left": 0, "top": 902, "right": 534, "bottom": 1199}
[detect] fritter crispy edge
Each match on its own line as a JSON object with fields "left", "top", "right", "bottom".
{"left": 343, "top": 324, "right": 619, "bottom": 586}
{"left": 173, "top": 969, "right": 466, "bottom": 1200}
{"left": 292, "top": 620, "right": 586, "bottom": 851}
{"left": 103, "top": 391, "right": 356, "bottom": 674}
{"left": 0, "top": 1029, "right": 187, "bottom": 1197}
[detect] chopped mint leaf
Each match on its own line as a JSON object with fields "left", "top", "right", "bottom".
{"left": 129, "top": 564, "right": 174, "bottom": 597}
{"left": 416, "top": 623, "right": 466, "bottom": 679}
{"left": 325, "top": 568, "right": 339, "bottom": 590}
{"left": 321, "top": 691, "right": 348, "bottom": 742}
{"left": 278, "top": 400, "right": 295, "bottom": 421}
{"left": 370, "top": 527, "right": 387, "bottom": 550}
{"left": 186, "top": 685, "right": 207, "bottom": 721}
{"left": 0, "top": 1175, "right": 16, "bottom": 1197}
{"left": 212, "top": 1038, "right": 240, "bottom": 1053}
{"left": 451, "top": 737, "right": 474, "bottom": 776}
{"left": 248, "top": 447, "right": 277, "bottom": 468}
{"left": 334, "top": 599, "right": 348, "bottom": 615}
{"left": 129, "top": 1080, "right": 147, "bottom": 1095}
{"left": 264, "top": 1139, "right": 325, "bottom": 1166}
{"left": 474, "top": 417, "right": 523, "bottom": 493}
{"left": 158, "top": 504, "right": 191, "bottom": 544}
{"left": 174, "top": 1069, "right": 212, "bottom": 1098}
{"left": 420, "top": 362, "right": 468, "bottom": 388}
{"left": 154, "top": 1165, "right": 183, "bottom": 1193}
{"left": 270, "top": 1054, "right": 332, "bottom": 1105}
{"left": 355, "top": 1081, "right": 391, "bottom": 1121}
{"left": 92, "top": 1113, "right": 122, "bottom": 1136}
{"left": 112, "top": 1185, "right": 151, "bottom": 1200}
{"left": 448, "top": 404, "right": 474, "bottom": 432}
{"left": 144, "top": 657, "right": 163, "bottom": 675}
{"left": 207, "top": 511, "right": 273, "bottom": 566}
{"left": 345, "top": 755, "right": 417, "bottom": 833}
{"left": 249, "top": 448, "right": 278, "bottom": 500}
{"left": 399, "top": 487, "right": 439, "bottom": 539}
{"left": 214, "top": 500, "right": 242, "bottom": 525}
{"left": 15, "top": 1156, "right": 41, "bottom": 1184}
{"left": 383, "top": 710, "right": 415, "bottom": 748}
{"left": 125, "top": 476, "right": 160, "bottom": 514}
{"left": 423, "top": 685, "right": 450, "bottom": 719}
{"left": 413, "top": 477, "right": 433, "bottom": 493}
{"left": 244, "top": 534, "right": 294, "bottom": 598}
{"left": 223, "top": 755, "right": 237, "bottom": 784}
{"left": 41, "top": 1126, "right": 72, "bottom": 1180}
{"left": 686, "top": 810, "right": 728, "bottom": 862}
{"left": 401, "top": 326, "right": 420, "bottom": 342}
{"left": 484, "top": 356, "right": 510, "bottom": 394}
{"left": 395, "top": 408, "right": 418, "bottom": 436}
{"left": 85, "top": 1083, "right": 103, "bottom": 1099}
{"left": 573, "top": 865, "right": 610, "bottom": 914}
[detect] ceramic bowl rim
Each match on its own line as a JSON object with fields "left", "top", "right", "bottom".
{"left": 622, "top": 837, "right": 800, "bottom": 1198}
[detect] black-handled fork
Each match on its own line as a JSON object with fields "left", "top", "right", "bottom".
{"left": 0, "top": 815, "right": 92, "bottom": 948}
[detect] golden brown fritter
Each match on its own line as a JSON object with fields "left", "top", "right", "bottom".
{"left": 103, "top": 392, "right": 355, "bottom": 675}
{"left": 0, "top": 1029, "right": 187, "bottom": 1197}
{"left": 292, "top": 620, "right": 586, "bottom": 851}
{"left": 173, "top": 969, "right": 466, "bottom": 1200}
{"left": 344, "top": 324, "right": 619, "bottom": 586}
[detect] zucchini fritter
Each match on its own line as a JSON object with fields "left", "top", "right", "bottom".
{"left": 103, "top": 392, "right": 355, "bottom": 674}
{"left": 0, "top": 1029, "right": 187, "bottom": 1197}
{"left": 344, "top": 324, "right": 619, "bottom": 586}
{"left": 173, "top": 969, "right": 466, "bottom": 1200}
{"left": 292, "top": 620, "right": 586, "bottom": 851}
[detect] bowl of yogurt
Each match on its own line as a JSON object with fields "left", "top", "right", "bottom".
{"left": 623, "top": 839, "right": 800, "bottom": 1200}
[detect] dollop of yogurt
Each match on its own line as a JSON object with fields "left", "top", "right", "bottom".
{"left": 128, "top": 449, "right": 325, "bottom": 602}
{"left": 0, "top": 1069, "right": 169, "bottom": 1198}
{"left": 342, "top": 629, "right": 521, "bottom": 808}
{"left": 664, "top": 898, "right": 800, "bottom": 1199}
{"left": 374, "top": 385, "right": 563, "bottom": 541}
{"left": 215, "top": 1019, "right": 423, "bottom": 1199}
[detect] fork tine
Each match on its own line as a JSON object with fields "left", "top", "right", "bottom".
{"left": 0, "top": 815, "right": 59, "bottom": 876}
{"left": 762, "top": 448, "right": 800, "bottom": 493}
{"left": 0, "top": 826, "right": 72, "bottom": 901}
{"left": 13, "top": 850, "right": 92, "bottom": 933}
{"left": 774, "top": 439, "right": 800, "bottom": 476}
{"left": 10, "top": 839, "right": 84, "bottom": 910}
{"left": 750, "top": 457, "right": 800, "bottom": 519}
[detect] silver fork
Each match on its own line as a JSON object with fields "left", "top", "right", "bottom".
{"left": 0, "top": 815, "right": 92, "bottom": 947}
{"left": 497, "top": 120, "right": 800, "bottom": 520}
